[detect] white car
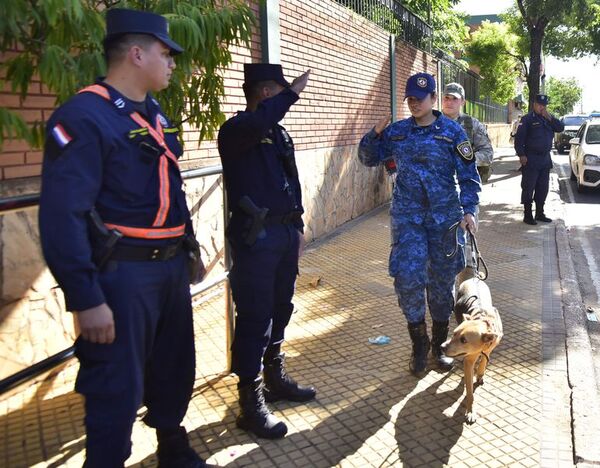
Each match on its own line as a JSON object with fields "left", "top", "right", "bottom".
{"left": 569, "top": 119, "right": 600, "bottom": 192}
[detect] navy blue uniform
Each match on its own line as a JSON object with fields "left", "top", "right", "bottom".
{"left": 39, "top": 81, "right": 196, "bottom": 467}
{"left": 218, "top": 88, "right": 303, "bottom": 378}
{"left": 359, "top": 111, "right": 481, "bottom": 323}
{"left": 514, "top": 111, "right": 564, "bottom": 205}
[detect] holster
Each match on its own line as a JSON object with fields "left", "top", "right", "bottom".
{"left": 238, "top": 196, "right": 269, "bottom": 246}
{"left": 182, "top": 234, "right": 205, "bottom": 285}
{"left": 87, "top": 209, "right": 123, "bottom": 270}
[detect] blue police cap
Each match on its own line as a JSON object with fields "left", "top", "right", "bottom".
{"left": 535, "top": 94, "right": 549, "bottom": 105}
{"left": 243, "top": 63, "right": 290, "bottom": 88}
{"left": 106, "top": 8, "right": 183, "bottom": 55}
{"left": 405, "top": 72, "right": 436, "bottom": 100}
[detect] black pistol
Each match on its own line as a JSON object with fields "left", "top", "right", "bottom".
{"left": 87, "top": 209, "right": 123, "bottom": 269}
{"left": 238, "top": 196, "right": 268, "bottom": 246}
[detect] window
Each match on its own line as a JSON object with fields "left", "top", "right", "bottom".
{"left": 585, "top": 125, "right": 600, "bottom": 144}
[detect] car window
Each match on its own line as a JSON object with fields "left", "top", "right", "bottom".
{"left": 576, "top": 124, "right": 586, "bottom": 138}
{"left": 564, "top": 116, "right": 588, "bottom": 126}
{"left": 585, "top": 126, "right": 600, "bottom": 144}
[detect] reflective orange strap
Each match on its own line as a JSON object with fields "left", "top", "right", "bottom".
{"left": 105, "top": 223, "right": 186, "bottom": 239}
{"left": 78, "top": 85, "right": 111, "bottom": 100}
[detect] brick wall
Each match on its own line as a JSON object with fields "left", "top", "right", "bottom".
{"left": 0, "top": 0, "right": 437, "bottom": 180}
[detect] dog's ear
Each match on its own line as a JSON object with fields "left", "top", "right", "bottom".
{"left": 482, "top": 333, "right": 497, "bottom": 343}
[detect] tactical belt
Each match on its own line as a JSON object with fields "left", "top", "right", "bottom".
{"left": 264, "top": 211, "right": 303, "bottom": 225}
{"left": 108, "top": 239, "right": 184, "bottom": 262}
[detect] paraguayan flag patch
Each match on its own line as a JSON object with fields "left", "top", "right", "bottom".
{"left": 51, "top": 124, "right": 73, "bottom": 148}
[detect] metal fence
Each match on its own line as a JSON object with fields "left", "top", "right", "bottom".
{"left": 439, "top": 58, "right": 508, "bottom": 124}
{"left": 334, "top": 0, "right": 433, "bottom": 52}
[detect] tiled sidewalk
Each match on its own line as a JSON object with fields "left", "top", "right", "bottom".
{"left": 0, "top": 148, "right": 574, "bottom": 467}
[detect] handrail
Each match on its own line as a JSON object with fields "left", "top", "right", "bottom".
{"left": 0, "top": 164, "right": 233, "bottom": 395}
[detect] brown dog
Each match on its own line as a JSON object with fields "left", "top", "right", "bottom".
{"left": 441, "top": 266, "right": 503, "bottom": 424}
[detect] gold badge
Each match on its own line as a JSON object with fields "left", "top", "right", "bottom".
{"left": 457, "top": 141, "right": 474, "bottom": 162}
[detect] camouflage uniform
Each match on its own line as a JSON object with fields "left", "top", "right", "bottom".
{"left": 456, "top": 114, "right": 494, "bottom": 183}
{"left": 359, "top": 110, "right": 481, "bottom": 324}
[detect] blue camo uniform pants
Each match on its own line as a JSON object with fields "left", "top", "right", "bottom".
{"left": 228, "top": 224, "right": 299, "bottom": 378}
{"left": 74, "top": 252, "right": 195, "bottom": 468}
{"left": 389, "top": 215, "right": 465, "bottom": 324}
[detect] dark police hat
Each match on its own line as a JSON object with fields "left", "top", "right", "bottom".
{"left": 105, "top": 8, "right": 184, "bottom": 55}
{"left": 534, "top": 94, "right": 549, "bottom": 105}
{"left": 243, "top": 63, "right": 290, "bottom": 88}
{"left": 405, "top": 72, "right": 436, "bottom": 100}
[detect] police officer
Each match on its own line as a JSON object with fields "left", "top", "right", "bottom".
{"left": 39, "top": 9, "right": 207, "bottom": 468}
{"left": 442, "top": 82, "right": 494, "bottom": 183}
{"left": 218, "top": 64, "right": 316, "bottom": 439}
{"left": 359, "top": 73, "right": 481, "bottom": 376}
{"left": 514, "top": 94, "right": 564, "bottom": 225}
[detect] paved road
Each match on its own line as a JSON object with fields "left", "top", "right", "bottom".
{"left": 554, "top": 151, "right": 600, "bottom": 399}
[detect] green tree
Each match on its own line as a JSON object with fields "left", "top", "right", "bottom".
{"left": 465, "top": 21, "right": 519, "bottom": 103}
{"left": 545, "top": 76, "right": 583, "bottom": 116}
{"left": 504, "top": 0, "right": 598, "bottom": 109}
{"left": 403, "top": 0, "right": 469, "bottom": 55}
{"left": 0, "top": 0, "right": 254, "bottom": 149}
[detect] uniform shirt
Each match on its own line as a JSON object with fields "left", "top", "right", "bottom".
{"left": 456, "top": 114, "right": 494, "bottom": 166}
{"left": 218, "top": 88, "right": 304, "bottom": 234}
{"left": 39, "top": 81, "right": 191, "bottom": 312}
{"left": 514, "top": 111, "right": 564, "bottom": 158}
{"left": 359, "top": 110, "right": 481, "bottom": 224}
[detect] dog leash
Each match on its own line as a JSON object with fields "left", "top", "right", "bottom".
{"left": 444, "top": 222, "right": 489, "bottom": 280}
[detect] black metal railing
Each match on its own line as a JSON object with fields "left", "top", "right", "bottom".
{"left": 439, "top": 57, "right": 508, "bottom": 124}
{"left": 0, "top": 165, "right": 234, "bottom": 395}
{"left": 335, "top": 0, "right": 433, "bottom": 52}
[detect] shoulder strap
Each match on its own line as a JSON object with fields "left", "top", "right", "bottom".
{"left": 461, "top": 115, "right": 474, "bottom": 143}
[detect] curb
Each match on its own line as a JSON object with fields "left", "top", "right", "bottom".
{"left": 553, "top": 169, "right": 600, "bottom": 465}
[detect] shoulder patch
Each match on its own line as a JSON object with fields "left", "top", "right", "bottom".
{"left": 45, "top": 122, "right": 76, "bottom": 161}
{"left": 456, "top": 140, "right": 474, "bottom": 163}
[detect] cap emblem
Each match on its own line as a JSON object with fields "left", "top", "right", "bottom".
{"left": 417, "top": 77, "right": 428, "bottom": 88}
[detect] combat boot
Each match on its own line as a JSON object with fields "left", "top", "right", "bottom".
{"left": 535, "top": 203, "right": 552, "bottom": 222}
{"left": 431, "top": 320, "right": 454, "bottom": 371}
{"left": 523, "top": 203, "right": 537, "bottom": 225}
{"left": 236, "top": 377, "right": 288, "bottom": 439}
{"left": 156, "top": 426, "right": 206, "bottom": 468}
{"left": 407, "top": 321, "right": 430, "bottom": 377}
{"left": 263, "top": 353, "right": 316, "bottom": 403}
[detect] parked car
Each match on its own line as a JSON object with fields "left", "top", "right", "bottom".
{"left": 569, "top": 119, "right": 600, "bottom": 192}
{"left": 554, "top": 114, "right": 589, "bottom": 154}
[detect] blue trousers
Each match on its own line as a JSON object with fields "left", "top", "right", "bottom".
{"left": 75, "top": 252, "right": 195, "bottom": 468}
{"left": 390, "top": 217, "right": 465, "bottom": 324}
{"left": 228, "top": 224, "right": 299, "bottom": 378}
{"left": 521, "top": 164, "right": 550, "bottom": 205}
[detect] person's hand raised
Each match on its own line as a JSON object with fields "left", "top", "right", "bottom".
{"left": 374, "top": 115, "right": 391, "bottom": 135}
{"left": 290, "top": 69, "right": 311, "bottom": 95}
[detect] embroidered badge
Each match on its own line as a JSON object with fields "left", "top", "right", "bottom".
{"left": 157, "top": 114, "right": 168, "bottom": 127}
{"left": 417, "top": 77, "right": 428, "bottom": 88}
{"left": 51, "top": 123, "right": 73, "bottom": 148}
{"left": 456, "top": 140, "right": 474, "bottom": 162}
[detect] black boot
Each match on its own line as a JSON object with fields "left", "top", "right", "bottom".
{"left": 431, "top": 320, "right": 454, "bottom": 371}
{"left": 407, "top": 321, "right": 430, "bottom": 377}
{"left": 263, "top": 353, "right": 316, "bottom": 403}
{"left": 156, "top": 426, "right": 206, "bottom": 468}
{"left": 236, "top": 377, "right": 288, "bottom": 439}
{"left": 535, "top": 203, "right": 552, "bottom": 222}
{"left": 523, "top": 203, "right": 537, "bottom": 225}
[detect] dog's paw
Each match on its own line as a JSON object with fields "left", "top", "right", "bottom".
{"left": 465, "top": 410, "right": 477, "bottom": 425}
{"left": 474, "top": 378, "right": 484, "bottom": 390}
